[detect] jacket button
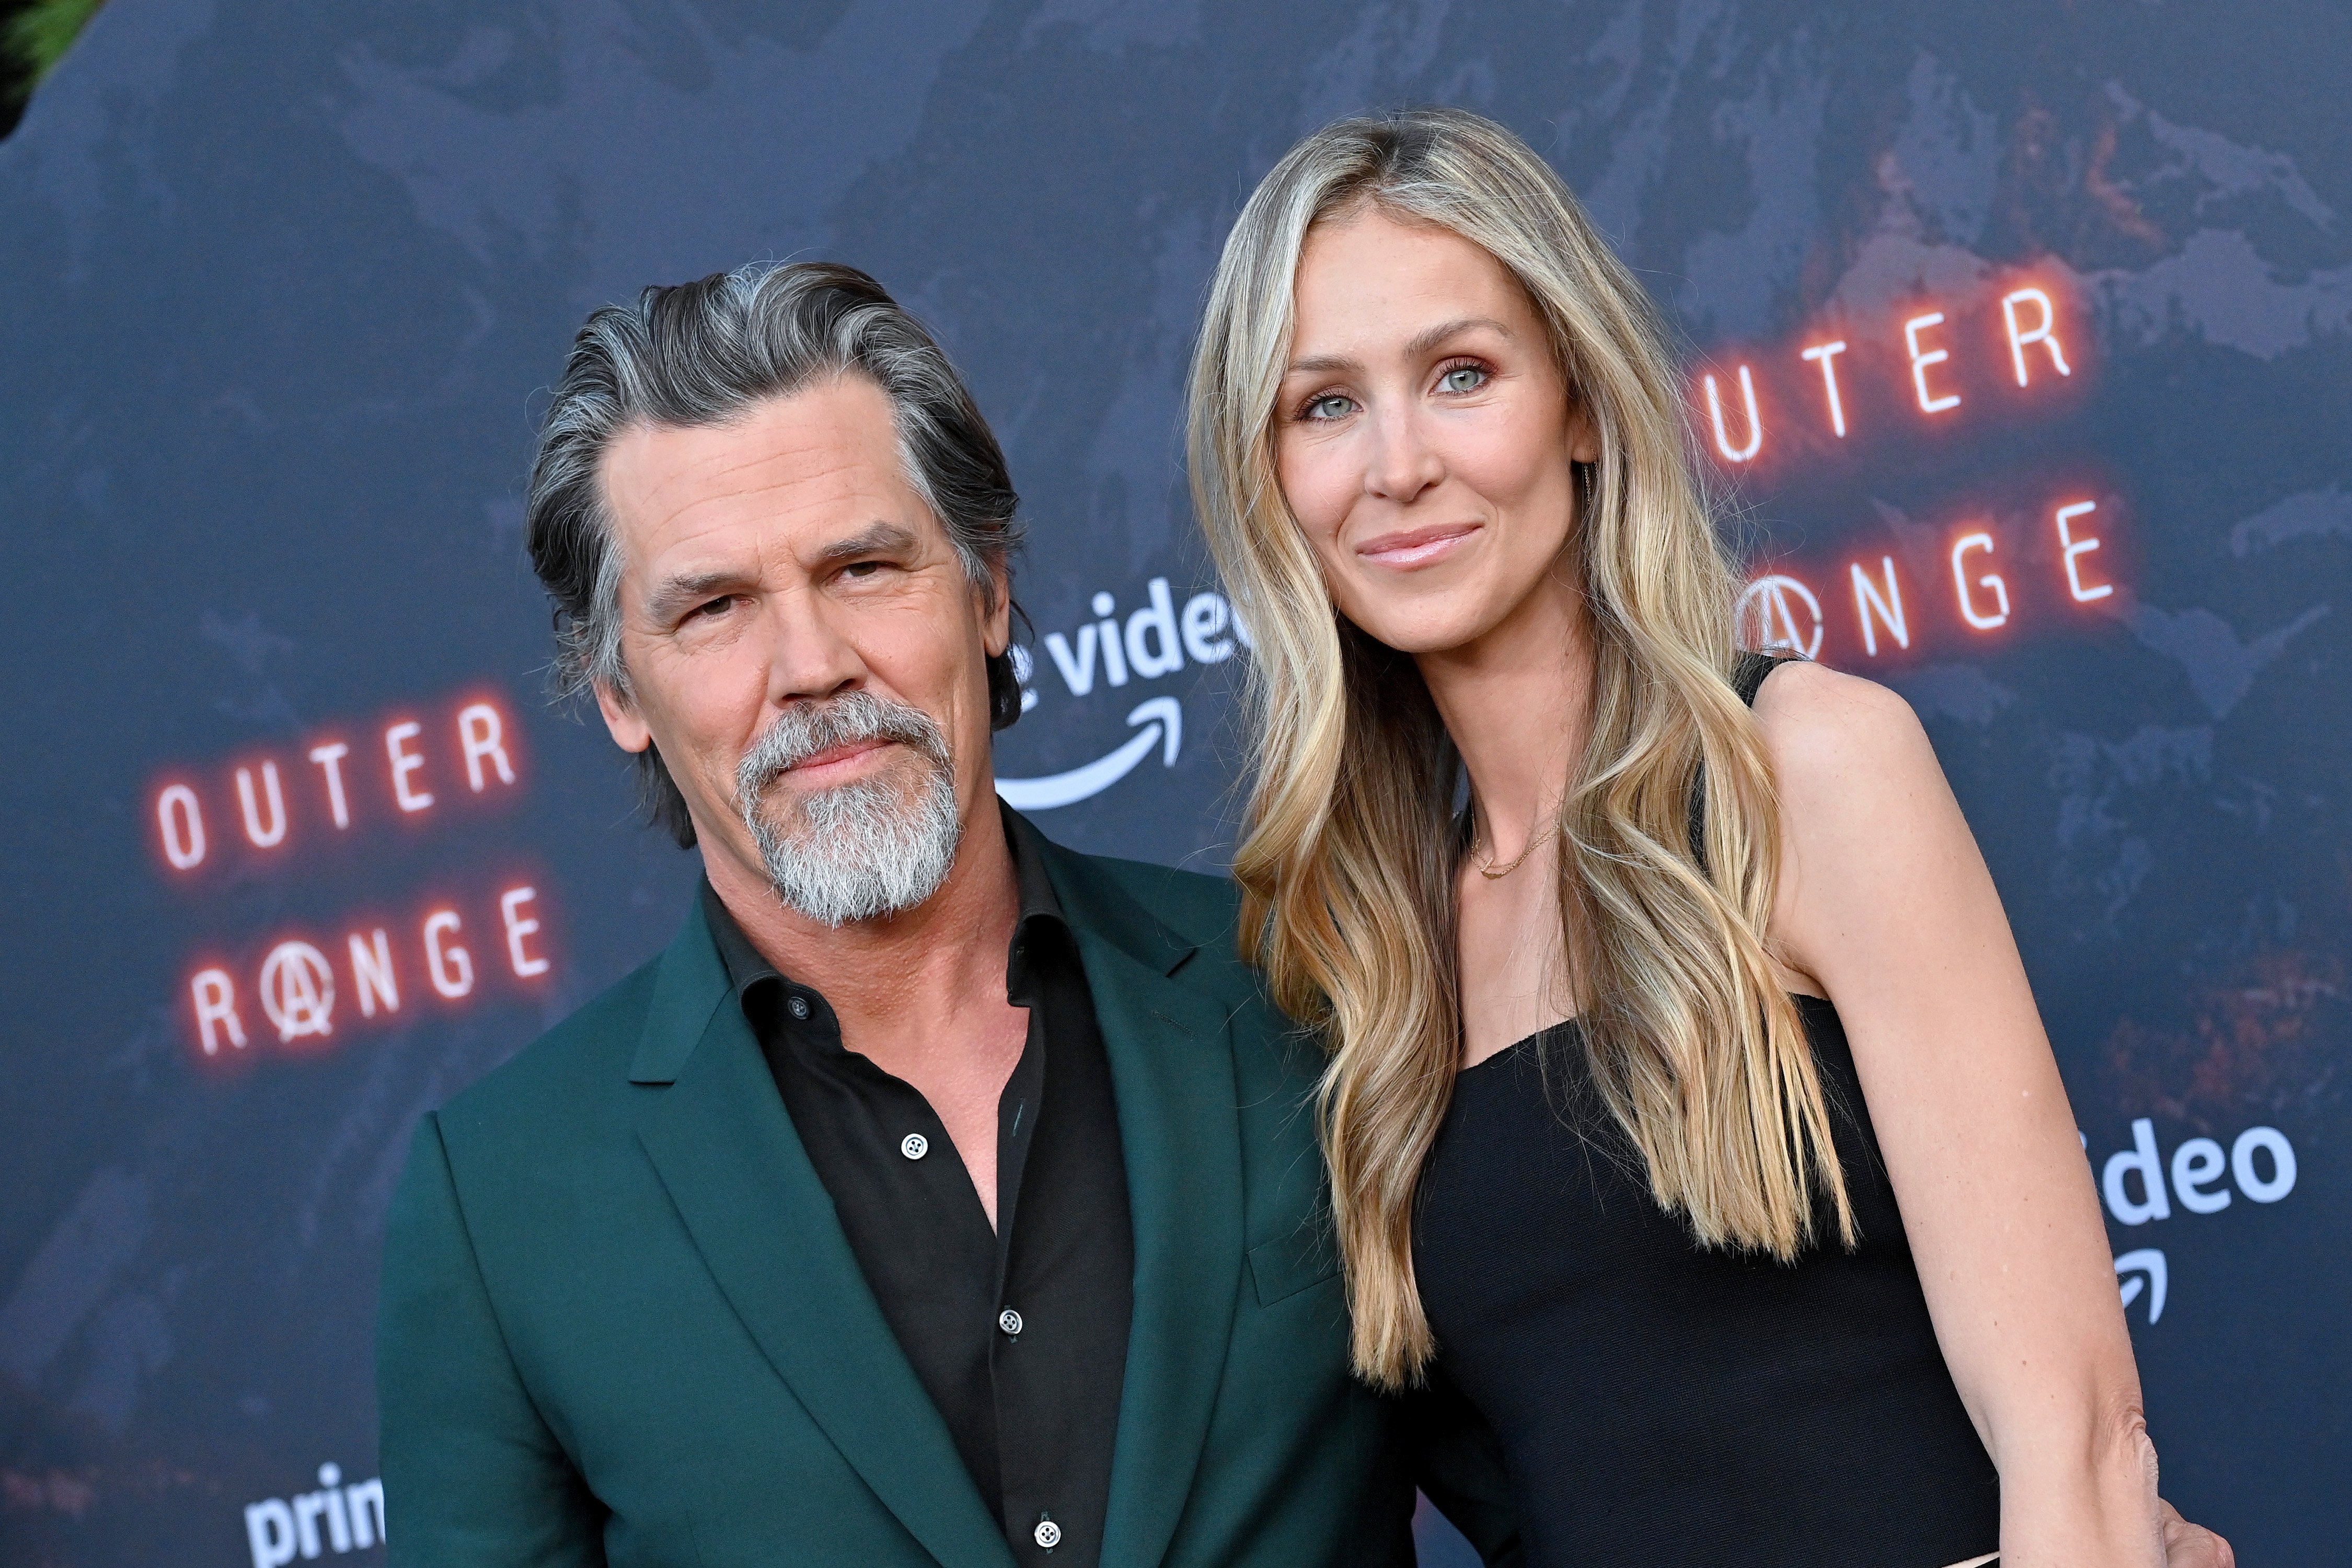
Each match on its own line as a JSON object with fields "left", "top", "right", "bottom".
{"left": 998, "top": 1307, "right": 1023, "bottom": 1336}
{"left": 900, "top": 1134, "right": 929, "bottom": 1160}
{"left": 1033, "top": 1518, "right": 1061, "bottom": 1550}
{"left": 786, "top": 995, "right": 810, "bottom": 1021}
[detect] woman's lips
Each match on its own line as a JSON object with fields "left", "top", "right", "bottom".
{"left": 1354, "top": 522, "right": 1480, "bottom": 569}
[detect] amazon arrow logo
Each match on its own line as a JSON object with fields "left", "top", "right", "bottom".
{"left": 2115, "top": 1248, "right": 2166, "bottom": 1325}
{"left": 995, "top": 697, "right": 1182, "bottom": 811}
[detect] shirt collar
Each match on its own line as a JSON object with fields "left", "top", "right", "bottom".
{"left": 701, "top": 797, "right": 1073, "bottom": 1008}
{"left": 700, "top": 876, "right": 780, "bottom": 1005}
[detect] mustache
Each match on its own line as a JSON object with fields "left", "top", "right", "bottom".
{"left": 735, "top": 691, "right": 952, "bottom": 805}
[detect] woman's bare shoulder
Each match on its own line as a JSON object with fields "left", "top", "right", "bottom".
{"left": 1743, "top": 659, "right": 1973, "bottom": 919}
{"left": 1744, "top": 663, "right": 1992, "bottom": 990}
{"left": 1746, "top": 657, "right": 1941, "bottom": 810}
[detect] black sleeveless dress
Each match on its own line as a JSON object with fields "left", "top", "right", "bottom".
{"left": 1412, "top": 654, "right": 2000, "bottom": 1568}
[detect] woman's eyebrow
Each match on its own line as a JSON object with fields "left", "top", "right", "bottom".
{"left": 1403, "top": 316, "right": 1512, "bottom": 358}
{"left": 1287, "top": 350, "right": 1359, "bottom": 376}
{"left": 1286, "top": 316, "right": 1514, "bottom": 376}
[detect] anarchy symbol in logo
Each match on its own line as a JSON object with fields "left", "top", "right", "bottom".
{"left": 1736, "top": 574, "right": 1824, "bottom": 660}
{"left": 259, "top": 940, "right": 336, "bottom": 1044}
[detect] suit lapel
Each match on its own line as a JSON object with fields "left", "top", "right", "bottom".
{"left": 629, "top": 903, "right": 1017, "bottom": 1568}
{"left": 1034, "top": 832, "right": 1248, "bottom": 1568}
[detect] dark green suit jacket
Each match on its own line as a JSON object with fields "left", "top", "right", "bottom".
{"left": 377, "top": 820, "right": 1515, "bottom": 1567}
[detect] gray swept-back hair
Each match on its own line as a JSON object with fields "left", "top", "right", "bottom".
{"left": 525, "top": 261, "right": 1027, "bottom": 847}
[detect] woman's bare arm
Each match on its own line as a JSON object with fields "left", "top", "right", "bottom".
{"left": 1754, "top": 659, "right": 2190, "bottom": 1568}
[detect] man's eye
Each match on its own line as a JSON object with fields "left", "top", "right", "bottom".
{"left": 1437, "top": 365, "right": 1489, "bottom": 394}
{"left": 691, "top": 595, "right": 736, "bottom": 620}
{"left": 840, "top": 560, "right": 885, "bottom": 580}
{"left": 1303, "top": 394, "right": 1356, "bottom": 422}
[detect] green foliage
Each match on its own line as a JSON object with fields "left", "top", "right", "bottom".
{"left": 7, "top": 0, "right": 106, "bottom": 101}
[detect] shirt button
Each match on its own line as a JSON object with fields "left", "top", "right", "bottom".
{"left": 786, "top": 995, "right": 810, "bottom": 1021}
{"left": 900, "top": 1133, "right": 929, "bottom": 1160}
{"left": 998, "top": 1307, "right": 1023, "bottom": 1336}
{"left": 1033, "top": 1519, "right": 1061, "bottom": 1550}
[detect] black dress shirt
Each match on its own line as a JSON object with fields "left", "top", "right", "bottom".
{"left": 702, "top": 810, "right": 1134, "bottom": 1566}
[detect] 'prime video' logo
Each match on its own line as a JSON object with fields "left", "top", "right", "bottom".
{"left": 2093, "top": 1119, "right": 2298, "bottom": 1328}
{"left": 244, "top": 1462, "right": 382, "bottom": 1566}
{"left": 997, "top": 577, "right": 1248, "bottom": 811}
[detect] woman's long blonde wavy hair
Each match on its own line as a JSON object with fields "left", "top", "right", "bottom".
{"left": 1189, "top": 108, "right": 1853, "bottom": 1389}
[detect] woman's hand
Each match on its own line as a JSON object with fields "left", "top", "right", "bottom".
{"left": 2158, "top": 1500, "right": 2233, "bottom": 1568}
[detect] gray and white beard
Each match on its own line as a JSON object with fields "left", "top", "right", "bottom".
{"left": 733, "top": 691, "right": 964, "bottom": 928}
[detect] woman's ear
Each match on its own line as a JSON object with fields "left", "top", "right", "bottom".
{"left": 1566, "top": 402, "right": 1604, "bottom": 466}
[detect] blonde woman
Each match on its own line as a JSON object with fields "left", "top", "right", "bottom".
{"left": 1188, "top": 109, "right": 2232, "bottom": 1568}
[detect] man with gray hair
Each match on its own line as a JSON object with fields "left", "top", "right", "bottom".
{"left": 375, "top": 262, "right": 1515, "bottom": 1568}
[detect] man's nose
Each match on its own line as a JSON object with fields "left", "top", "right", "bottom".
{"left": 761, "top": 587, "right": 866, "bottom": 706}
{"left": 1364, "top": 399, "right": 1445, "bottom": 505}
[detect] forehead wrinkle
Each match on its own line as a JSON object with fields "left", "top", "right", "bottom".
{"left": 656, "top": 443, "right": 871, "bottom": 521}
{"left": 616, "top": 460, "right": 901, "bottom": 598}
{"left": 606, "top": 395, "right": 902, "bottom": 525}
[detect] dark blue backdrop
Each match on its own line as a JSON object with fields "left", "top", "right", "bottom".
{"left": 3, "top": 3, "right": 2345, "bottom": 1563}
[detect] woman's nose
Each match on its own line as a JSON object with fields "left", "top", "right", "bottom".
{"left": 1364, "top": 401, "right": 1444, "bottom": 504}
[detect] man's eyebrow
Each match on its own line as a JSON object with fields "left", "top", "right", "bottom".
{"left": 815, "top": 521, "right": 919, "bottom": 563}
{"left": 642, "top": 567, "right": 751, "bottom": 624}
{"left": 1285, "top": 316, "right": 1515, "bottom": 377}
{"left": 640, "top": 524, "right": 923, "bottom": 622}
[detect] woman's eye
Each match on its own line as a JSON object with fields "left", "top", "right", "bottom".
{"left": 1304, "top": 394, "right": 1356, "bottom": 422}
{"left": 1438, "top": 365, "right": 1489, "bottom": 395}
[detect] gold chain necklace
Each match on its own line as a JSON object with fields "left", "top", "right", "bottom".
{"left": 1472, "top": 823, "right": 1551, "bottom": 880}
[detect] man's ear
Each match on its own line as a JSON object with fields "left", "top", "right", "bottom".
{"left": 980, "top": 561, "right": 1013, "bottom": 658}
{"left": 594, "top": 679, "right": 653, "bottom": 754}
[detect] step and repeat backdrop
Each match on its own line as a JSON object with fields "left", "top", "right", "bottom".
{"left": 3, "top": 2, "right": 2345, "bottom": 1563}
